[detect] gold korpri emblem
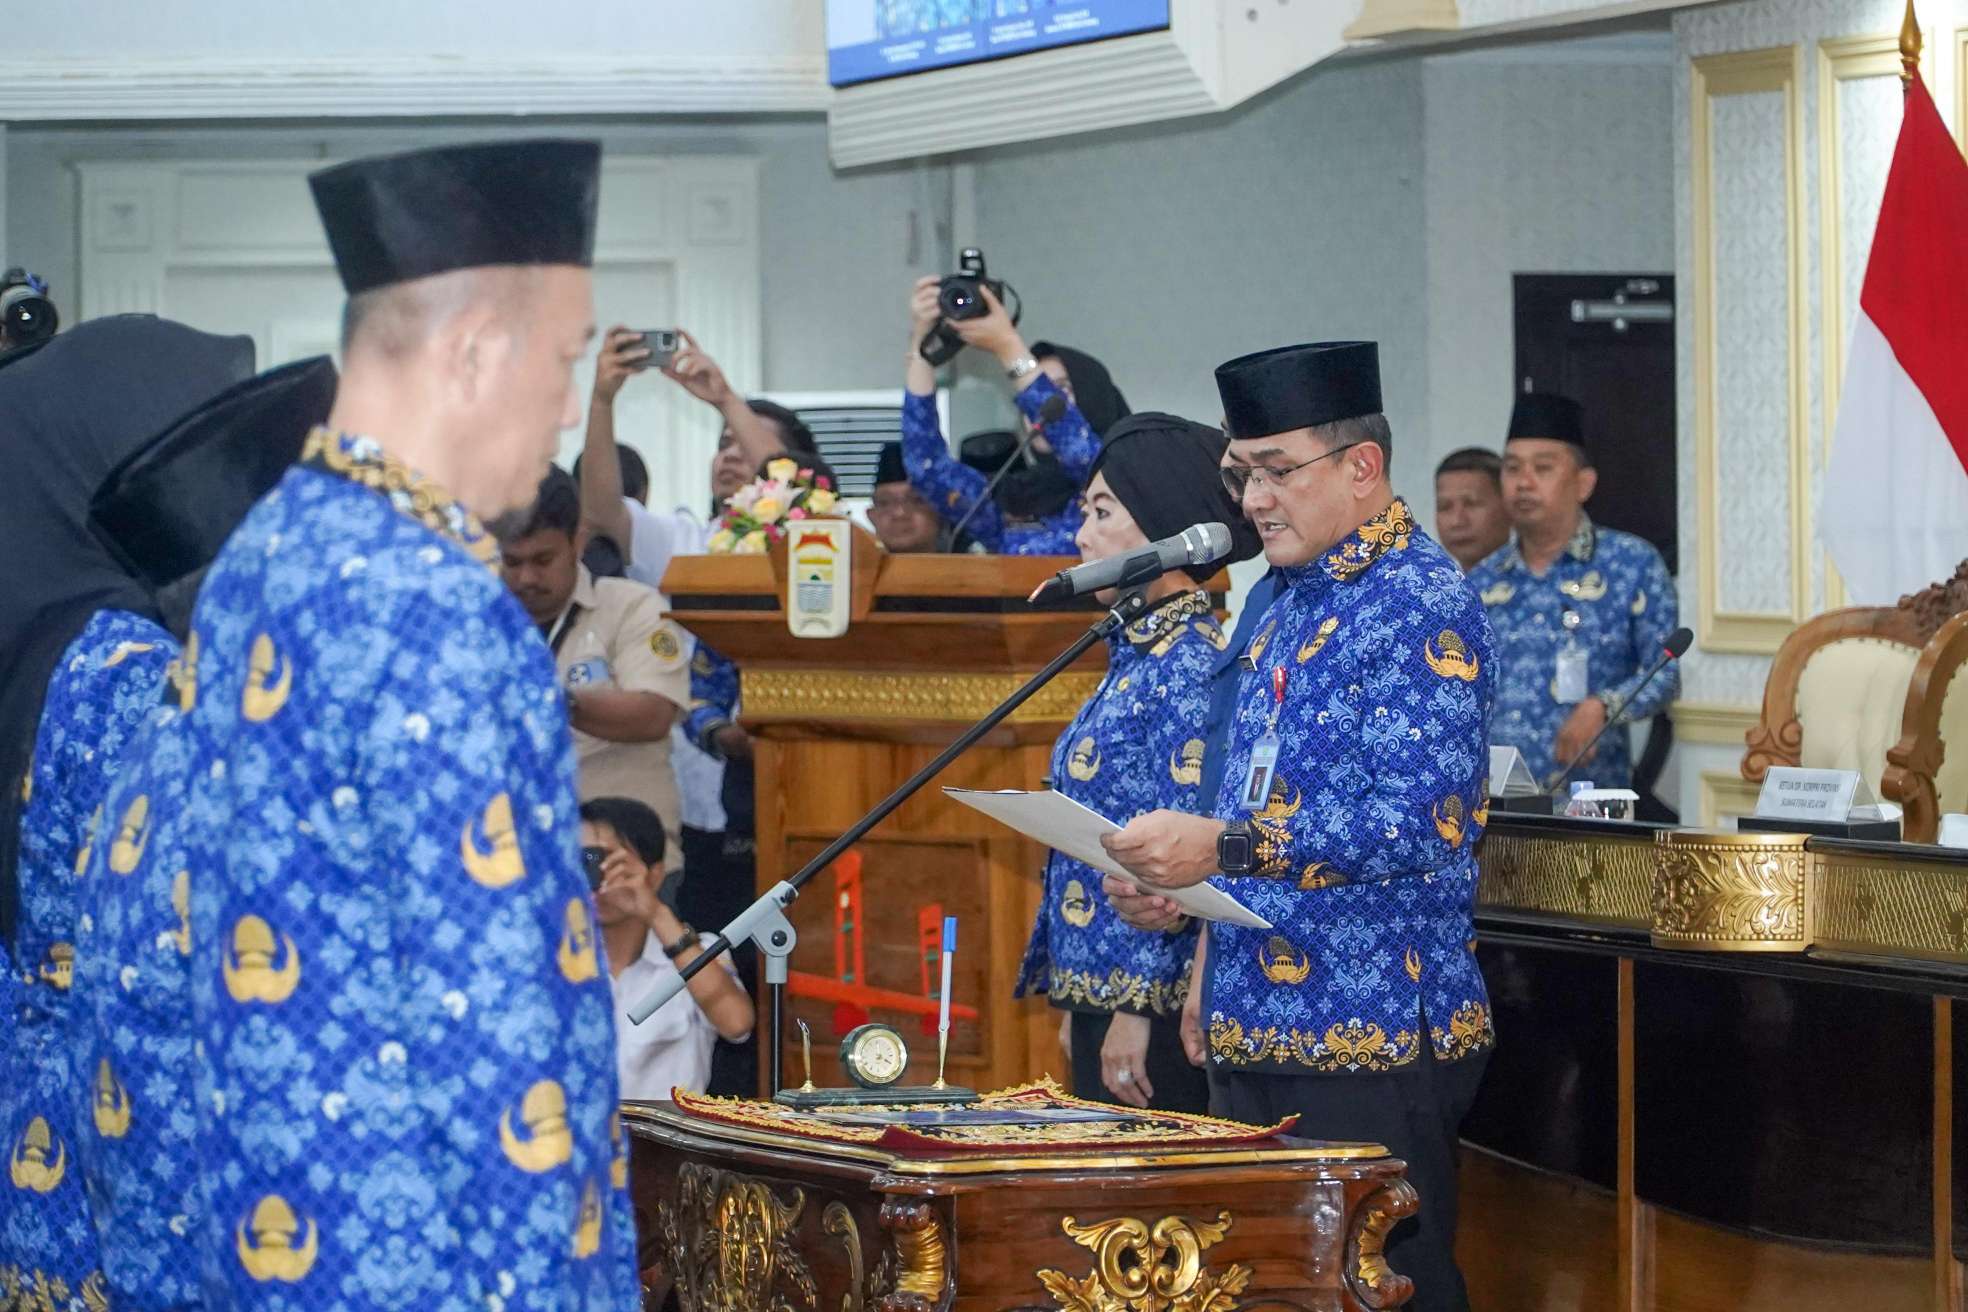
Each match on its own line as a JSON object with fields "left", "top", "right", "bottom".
{"left": 572, "top": 1178, "right": 603, "bottom": 1258}
{"left": 1258, "top": 936, "right": 1312, "bottom": 986}
{"left": 1562, "top": 571, "right": 1608, "bottom": 602}
{"left": 222, "top": 915, "right": 301, "bottom": 1004}
{"left": 461, "top": 793, "right": 526, "bottom": 888}
{"left": 1169, "top": 739, "right": 1204, "bottom": 788}
{"left": 170, "top": 871, "right": 192, "bottom": 955}
{"left": 558, "top": 899, "right": 598, "bottom": 983}
{"left": 1066, "top": 737, "right": 1102, "bottom": 783}
{"left": 74, "top": 805, "right": 104, "bottom": 876}
{"left": 1061, "top": 879, "right": 1096, "bottom": 929}
{"left": 1037, "top": 1210, "right": 1252, "bottom": 1312}
{"left": 109, "top": 794, "right": 151, "bottom": 874}
{"left": 168, "top": 630, "right": 201, "bottom": 713}
{"left": 650, "top": 626, "right": 682, "bottom": 663}
{"left": 1423, "top": 630, "right": 1480, "bottom": 682}
{"left": 9, "top": 1116, "right": 67, "bottom": 1192}
{"left": 1297, "top": 616, "right": 1340, "bottom": 664}
{"left": 236, "top": 1195, "right": 318, "bottom": 1283}
{"left": 94, "top": 1058, "right": 132, "bottom": 1139}
{"left": 1479, "top": 582, "right": 1514, "bottom": 607}
{"left": 242, "top": 634, "right": 293, "bottom": 723}
{"left": 500, "top": 1080, "right": 574, "bottom": 1173}
{"left": 40, "top": 943, "right": 74, "bottom": 992}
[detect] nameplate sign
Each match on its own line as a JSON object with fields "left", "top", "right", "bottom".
{"left": 1489, "top": 746, "right": 1539, "bottom": 798}
{"left": 1754, "top": 767, "right": 1874, "bottom": 824}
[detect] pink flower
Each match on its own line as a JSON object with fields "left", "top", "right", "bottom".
{"left": 787, "top": 507, "right": 808, "bottom": 520}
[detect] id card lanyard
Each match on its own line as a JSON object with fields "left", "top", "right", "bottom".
{"left": 1555, "top": 607, "right": 1588, "bottom": 703}
{"left": 1241, "top": 666, "right": 1287, "bottom": 811}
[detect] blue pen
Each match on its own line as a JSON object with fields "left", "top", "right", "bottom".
{"left": 933, "top": 916, "right": 956, "bottom": 1089}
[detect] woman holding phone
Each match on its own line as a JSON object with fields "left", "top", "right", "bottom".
{"left": 1012, "top": 414, "right": 1259, "bottom": 1112}
{"left": 579, "top": 796, "right": 754, "bottom": 1099}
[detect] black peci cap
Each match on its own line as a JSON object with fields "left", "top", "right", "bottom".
{"left": 90, "top": 356, "right": 339, "bottom": 589}
{"left": 873, "top": 441, "right": 907, "bottom": 486}
{"left": 1506, "top": 391, "right": 1586, "bottom": 448}
{"left": 309, "top": 140, "right": 601, "bottom": 295}
{"left": 1214, "top": 341, "right": 1382, "bottom": 441}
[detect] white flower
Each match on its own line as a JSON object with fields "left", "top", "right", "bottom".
{"left": 403, "top": 713, "right": 430, "bottom": 742}
{"left": 419, "top": 546, "right": 444, "bottom": 565}
{"left": 322, "top": 1092, "right": 349, "bottom": 1121}
{"left": 498, "top": 1271, "right": 517, "bottom": 1297}
{"left": 441, "top": 990, "right": 469, "bottom": 1020}
{"left": 379, "top": 1041, "right": 407, "bottom": 1065}
{"left": 533, "top": 804, "right": 554, "bottom": 831}
{"left": 120, "top": 965, "right": 139, "bottom": 992}
{"left": 340, "top": 556, "right": 368, "bottom": 579}
{"left": 332, "top": 786, "right": 359, "bottom": 810}
{"left": 77, "top": 913, "right": 92, "bottom": 933}
{"left": 169, "top": 1214, "right": 189, "bottom": 1237}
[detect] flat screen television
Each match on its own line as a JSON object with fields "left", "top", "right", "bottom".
{"left": 827, "top": 1, "right": 1172, "bottom": 88}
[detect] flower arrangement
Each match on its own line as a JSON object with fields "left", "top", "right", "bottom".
{"left": 706, "top": 457, "right": 840, "bottom": 554}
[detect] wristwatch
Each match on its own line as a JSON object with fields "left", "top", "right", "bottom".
{"left": 1216, "top": 821, "right": 1254, "bottom": 876}
{"left": 1003, "top": 353, "right": 1039, "bottom": 381}
{"left": 662, "top": 924, "right": 698, "bottom": 960}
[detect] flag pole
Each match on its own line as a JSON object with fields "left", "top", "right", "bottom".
{"left": 1901, "top": 0, "right": 1922, "bottom": 88}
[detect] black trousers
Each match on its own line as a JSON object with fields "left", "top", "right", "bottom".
{"left": 1209, "top": 1044, "right": 1491, "bottom": 1312}
{"left": 1067, "top": 1009, "right": 1210, "bottom": 1114}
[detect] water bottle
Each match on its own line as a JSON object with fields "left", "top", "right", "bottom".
{"left": 1564, "top": 780, "right": 1601, "bottom": 819}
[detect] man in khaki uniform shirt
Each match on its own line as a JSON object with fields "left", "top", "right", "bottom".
{"left": 499, "top": 466, "right": 690, "bottom": 865}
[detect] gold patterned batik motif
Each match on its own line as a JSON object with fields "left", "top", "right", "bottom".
{"left": 1207, "top": 1015, "right": 1418, "bottom": 1074}
{"left": 1430, "top": 1000, "right": 1494, "bottom": 1062}
{"left": 300, "top": 428, "right": 498, "bottom": 568}
{"left": 1123, "top": 589, "right": 1215, "bottom": 658}
{"left": 1322, "top": 498, "right": 1415, "bottom": 582}
{"left": 1044, "top": 964, "right": 1190, "bottom": 1018}
{"left": 1248, "top": 783, "right": 1303, "bottom": 878}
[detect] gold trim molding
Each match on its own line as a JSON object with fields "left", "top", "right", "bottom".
{"left": 1476, "top": 826, "right": 1655, "bottom": 929}
{"left": 1674, "top": 701, "right": 1760, "bottom": 747}
{"left": 1036, "top": 1210, "right": 1252, "bottom": 1312}
{"left": 1653, "top": 829, "right": 1813, "bottom": 952}
{"left": 742, "top": 668, "right": 1104, "bottom": 724}
{"left": 1692, "top": 45, "right": 1810, "bottom": 654}
{"left": 1816, "top": 844, "right": 1968, "bottom": 962}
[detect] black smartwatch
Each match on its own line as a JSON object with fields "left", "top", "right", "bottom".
{"left": 661, "top": 924, "right": 698, "bottom": 959}
{"left": 1216, "top": 820, "right": 1254, "bottom": 876}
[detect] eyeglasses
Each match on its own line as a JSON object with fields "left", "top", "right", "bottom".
{"left": 1218, "top": 442, "right": 1362, "bottom": 500}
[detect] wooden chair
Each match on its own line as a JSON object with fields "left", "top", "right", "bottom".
{"left": 1742, "top": 595, "right": 1968, "bottom": 844}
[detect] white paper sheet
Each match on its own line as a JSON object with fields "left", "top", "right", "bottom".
{"left": 942, "top": 787, "right": 1272, "bottom": 930}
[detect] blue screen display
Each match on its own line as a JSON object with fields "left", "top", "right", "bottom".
{"left": 827, "top": 1, "right": 1172, "bottom": 88}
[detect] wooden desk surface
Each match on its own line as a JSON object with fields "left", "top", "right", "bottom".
{"left": 625, "top": 1098, "right": 1416, "bottom": 1312}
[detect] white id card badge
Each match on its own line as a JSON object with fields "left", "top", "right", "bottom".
{"left": 1554, "top": 643, "right": 1588, "bottom": 704}
{"left": 1242, "top": 735, "right": 1280, "bottom": 811}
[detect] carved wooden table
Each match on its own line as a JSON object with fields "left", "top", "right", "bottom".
{"left": 624, "top": 1091, "right": 1414, "bottom": 1312}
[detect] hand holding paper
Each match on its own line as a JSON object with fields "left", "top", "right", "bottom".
{"left": 942, "top": 787, "right": 1270, "bottom": 930}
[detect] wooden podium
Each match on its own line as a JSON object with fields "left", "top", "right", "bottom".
{"left": 663, "top": 529, "right": 1113, "bottom": 1097}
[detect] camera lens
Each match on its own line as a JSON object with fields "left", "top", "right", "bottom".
{"left": 0, "top": 286, "right": 57, "bottom": 346}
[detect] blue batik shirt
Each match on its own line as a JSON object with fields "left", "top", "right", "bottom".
{"left": 683, "top": 643, "right": 739, "bottom": 753}
{"left": 1, "top": 608, "right": 175, "bottom": 1311}
{"left": 71, "top": 666, "right": 208, "bottom": 1310}
{"left": 1204, "top": 500, "right": 1497, "bottom": 1075}
{"left": 174, "top": 430, "right": 639, "bottom": 1308}
{"left": 1466, "top": 514, "right": 1679, "bottom": 790}
{"left": 899, "top": 373, "right": 1099, "bottom": 556}
{"left": 1015, "top": 591, "right": 1223, "bottom": 1018}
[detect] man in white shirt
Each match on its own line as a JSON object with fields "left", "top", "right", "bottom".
{"left": 580, "top": 797, "right": 754, "bottom": 1100}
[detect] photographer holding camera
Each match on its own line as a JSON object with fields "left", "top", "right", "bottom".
{"left": 0, "top": 268, "right": 60, "bottom": 359}
{"left": 580, "top": 797, "right": 755, "bottom": 1100}
{"left": 580, "top": 324, "right": 817, "bottom": 590}
{"left": 902, "top": 258, "right": 1130, "bottom": 554}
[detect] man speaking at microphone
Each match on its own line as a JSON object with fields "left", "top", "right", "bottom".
{"left": 1101, "top": 341, "right": 1495, "bottom": 1312}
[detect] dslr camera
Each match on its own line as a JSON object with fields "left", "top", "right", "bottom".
{"left": 918, "top": 247, "right": 1021, "bottom": 367}
{"left": 0, "top": 268, "right": 58, "bottom": 352}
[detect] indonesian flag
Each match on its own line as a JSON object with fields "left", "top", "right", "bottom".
{"left": 1821, "top": 75, "right": 1968, "bottom": 605}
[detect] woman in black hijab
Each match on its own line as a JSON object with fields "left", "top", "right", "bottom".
{"left": 1012, "top": 412, "right": 1258, "bottom": 1114}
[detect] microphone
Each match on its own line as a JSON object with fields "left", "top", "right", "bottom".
{"left": 944, "top": 393, "right": 1068, "bottom": 551}
{"left": 1547, "top": 625, "right": 1693, "bottom": 795}
{"left": 1033, "top": 522, "right": 1233, "bottom": 602}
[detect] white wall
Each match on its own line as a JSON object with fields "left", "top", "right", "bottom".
{"left": 2, "top": 118, "right": 931, "bottom": 397}
{"left": 1421, "top": 37, "right": 1676, "bottom": 472}
{"left": 965, "top": 57, "right": 1433, "bottom": 495}
{"left": 2, "top": 0, "right": 819, "bottom": 61}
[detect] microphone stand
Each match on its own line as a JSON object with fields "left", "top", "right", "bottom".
{"left": 627, "top": 588, "right": 1152, "bottom": 1098}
